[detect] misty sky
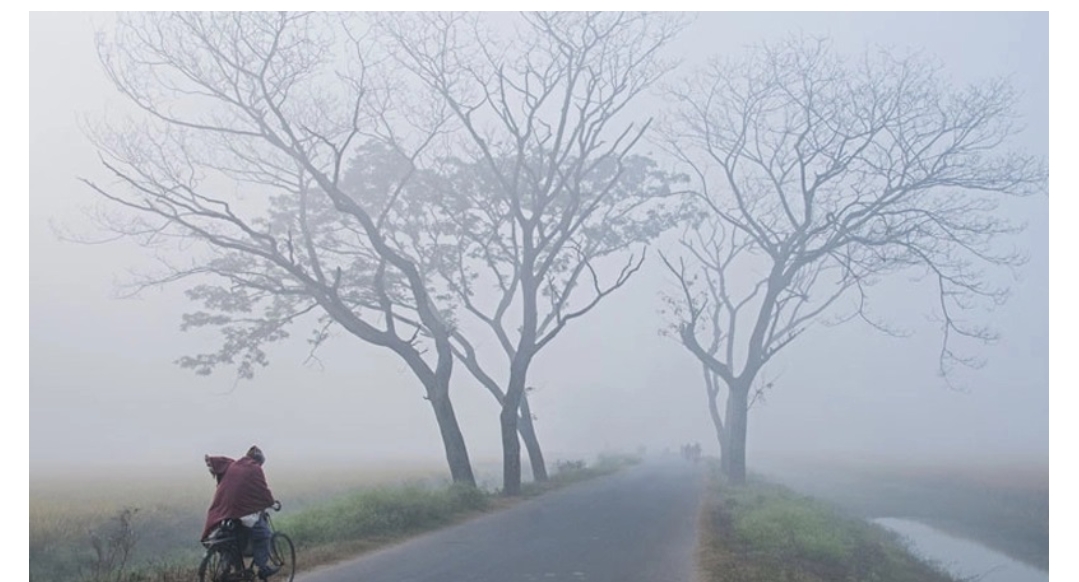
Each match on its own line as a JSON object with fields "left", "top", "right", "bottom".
{"left": 28, "top": 12, "right": 1051, "bottom": 477}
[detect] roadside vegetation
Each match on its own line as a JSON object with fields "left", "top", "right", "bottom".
{"left": 697, "top": 462, "right": 961, "bottom": 582}
{"left": 29, "top": 454, "right": 639, "bottom": 582}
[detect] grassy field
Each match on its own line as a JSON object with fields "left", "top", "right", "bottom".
{"left": 29, "top": 454, "right": 639, "bottom": 582}
{"left": 29, "top": 460, "right": 455, "bottom": 582}
{"left": 752, "top": 456, "right": 1049, "bottom": 571}
{"left": 697, "top": 463, "right": 962, "bottom": 582}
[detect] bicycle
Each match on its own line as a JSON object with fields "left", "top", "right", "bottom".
{"left": 198, "top": 501, "right": 296, "bottom": 582}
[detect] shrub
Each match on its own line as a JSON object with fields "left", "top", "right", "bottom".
{"left": 555, "top": 460, "right": 587, "bottom": 474}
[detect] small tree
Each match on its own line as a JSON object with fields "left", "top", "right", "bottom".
{"left": 661, "top": 36, "right": 1046, "bottom": 484}
{"left": 85, "top": 507, "right": 138, "bottom": 582}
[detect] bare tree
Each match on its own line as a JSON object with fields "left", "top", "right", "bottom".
{"left": 374, "top": 12, "right": 691, "bottom": 495}
{"left": 81, "top": 12, "right": 476, "bottom": 485}
{"left": 660, "top": 36, "right": 1047, "bottom": 484}
{"left": 339, "top": 143, "right": 562, "bottom": 485}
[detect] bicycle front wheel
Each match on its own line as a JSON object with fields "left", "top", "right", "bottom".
{"left": 270, "top": 532, "right": 296, "bottom": 582}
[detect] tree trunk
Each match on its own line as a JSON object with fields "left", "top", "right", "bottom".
{"left": 428, "top": 385, "right": 476, "bottom": 486}
{"left": 454, "top": 350, "right": 548, "bottom": 484}
{"left": 501, "top": 351, "right": 534, "bottom": 496}
{"left": 722, "top": 400, "right": 735, "bottom": 477}
{"left": 725, "top": 383, "right": 750, "bottom": 485}
{"left": 703, "top": 366, "right": 729, "bottom": 476}
{"left": 706, "top": 381, "right": 729, "bottom": 476}
{"left": 385, "top": 337, "right": 476, "bottom": 488}
{"left": 500, "top": 401, "right": 522, "bottom": 495}
{"left": 518, "top": 394, "right": 548, "bottom": 482}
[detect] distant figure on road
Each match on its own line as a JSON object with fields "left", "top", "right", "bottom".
{"left": 680, "top": 443, "right": 701, "bottom": 463}
{"left": 202, "top": 445, "right": 280, "bottom": 580}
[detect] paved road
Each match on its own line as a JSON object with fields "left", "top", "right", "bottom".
{"left": 297, "top": 458, "right": 706, "bottom": 582}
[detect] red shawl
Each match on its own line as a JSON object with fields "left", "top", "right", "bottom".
{"left": 201, "top": 456, "right": 275, "bottom": 540}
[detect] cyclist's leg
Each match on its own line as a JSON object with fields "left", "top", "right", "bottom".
{"left": 250, "top": 514, "right": 275, "bottom": 575}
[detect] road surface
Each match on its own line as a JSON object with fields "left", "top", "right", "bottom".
{"left": 297, "top": 458, "right": 706, "bottom": 582}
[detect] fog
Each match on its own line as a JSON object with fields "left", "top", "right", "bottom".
{"left": 29, "top": 12, "right": 1048, "bottom": 480}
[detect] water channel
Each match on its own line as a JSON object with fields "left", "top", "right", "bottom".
{"left": 872, "top": 517, "right": 1048, "bottom": 582}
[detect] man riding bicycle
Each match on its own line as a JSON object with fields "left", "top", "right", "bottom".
{"left": 201, "top": 445, "right": 280, "bottom": 580}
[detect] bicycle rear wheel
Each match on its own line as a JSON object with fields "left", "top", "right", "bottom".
{"left": 269, "top": 532, "right": 296, "bottom": 582}
{"left": 198, "top": 546, "right": 239, "bottom": 582}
